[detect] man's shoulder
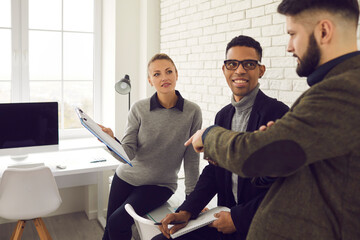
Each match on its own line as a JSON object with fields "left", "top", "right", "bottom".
{"left": 324, "top": 56, "right": 360, "bottom": 85}
{"left": 256, "top": 90, "right": 289, "bottom": 112}
{"left": 215, "top": 103, "right": 234, "bottom": 119}
{"left": 215, "top": 90, "right": 287, "bottom": 115}
{"left": 214, "top": 91, "right": 289, "bottom": 125}
{"left": 256, "top": 90, "right": 281, "bottom": 104}
{"left": 217, "top": 103, "right": 233, "bottom": 113}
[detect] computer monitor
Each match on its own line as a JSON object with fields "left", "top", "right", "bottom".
{"left": 0, "top": 102, "right": 59, "bottom": 158}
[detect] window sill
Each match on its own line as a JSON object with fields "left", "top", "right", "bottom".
{"left": 59, "top": 137, "right": 105, "bottom": 152}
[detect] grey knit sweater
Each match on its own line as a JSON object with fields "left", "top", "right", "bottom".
{"left": 112, "top": 91, "right": 202, "bottom": 195}
{"left": 231, "top": 84, "right": 259, "bottom": 203}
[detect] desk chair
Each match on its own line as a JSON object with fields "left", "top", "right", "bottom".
{"left": 125, "top": 204, "right": 161, "bottom": 240}
{"left": 0, "top": 166, "right": 62, "bottom": 240}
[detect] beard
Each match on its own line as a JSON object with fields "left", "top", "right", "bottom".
{"left": 295, "top": 33, "right": 321, "bottom": 77}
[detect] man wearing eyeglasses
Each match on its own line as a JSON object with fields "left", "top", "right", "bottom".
{"left": 152, "top": 35, "right": 288, "bottom": 240}
{"left": 186, "top": 0, "right": 360, "bottom": 239}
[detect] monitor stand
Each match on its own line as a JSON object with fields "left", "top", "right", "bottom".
{"left": 10, "top": 154, "right": 29, "bottom": 160}
{"left": 1, "top": 145, "right": 59, "bottom": 159}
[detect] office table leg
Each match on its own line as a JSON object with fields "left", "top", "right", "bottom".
{"left": 97, "top": 171, "right": 107, "bottom": 229}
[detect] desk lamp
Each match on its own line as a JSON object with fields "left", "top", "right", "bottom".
{"left": 115, "top": 74, "right": 131, "bottom": 110}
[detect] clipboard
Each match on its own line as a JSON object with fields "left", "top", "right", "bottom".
{"left": 75, "top": 107, "right": 132, "bottom": 167}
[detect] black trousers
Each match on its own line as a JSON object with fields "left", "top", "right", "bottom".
{"left": 102, "top": 173, "right": 173, "bottom": 240}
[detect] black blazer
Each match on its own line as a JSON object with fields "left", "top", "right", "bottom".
{"left": 177, "top": 90, "right": 289, "bottom": 240}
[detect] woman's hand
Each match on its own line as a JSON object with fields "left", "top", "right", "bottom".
{"left": 98, "top": 124, "right": 115, "bottom": 139}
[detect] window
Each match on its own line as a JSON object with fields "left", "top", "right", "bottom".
{"left": 0, "top": 0, "right": 101, "bottom": 136}
{"left": 0, "top": 0, "right": 11, "bottom": 102}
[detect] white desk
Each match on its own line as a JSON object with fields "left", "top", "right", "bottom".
{"left": 0, "top": 146, "right": 120, "bottom": 228}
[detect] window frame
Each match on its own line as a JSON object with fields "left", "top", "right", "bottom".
{"left": 9, "top": 0, "right": 102, "bottom": 139}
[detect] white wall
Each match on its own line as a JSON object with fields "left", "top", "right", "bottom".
{"left": 159, "top": 0, "right": 360, "bottom": 127}
{"left": 139, "top": 1, "right": 161, "bottom": 99}
{"left": 114, "top": 0, "right": 160, "bottom": 137}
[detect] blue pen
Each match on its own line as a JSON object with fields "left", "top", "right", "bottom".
{"left": 90, "top": 159, "right": 107, "bottom": 163}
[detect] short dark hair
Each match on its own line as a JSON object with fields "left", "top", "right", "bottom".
{"left": 225, "top": 35, "right": 263, "bottom": 61}
{"left": 277, "top": 0, "right": 359, "bottom": 24}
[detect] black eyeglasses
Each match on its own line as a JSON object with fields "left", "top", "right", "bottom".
{"left": 224, "top": 59, "right": 261, "bottom": 71}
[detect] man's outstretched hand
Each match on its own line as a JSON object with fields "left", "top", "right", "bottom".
{"left": 184, "top": 128, "right": 206, "bottom": 153}
{"left": 257, "top": 121, "right": 275, "bottom": 132}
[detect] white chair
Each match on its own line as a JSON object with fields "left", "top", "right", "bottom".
{"left": 125, "top": 203, "right": 162, "bottom": 240}
{"left": 0, "top": 166, "right": 62, "bottom": 240}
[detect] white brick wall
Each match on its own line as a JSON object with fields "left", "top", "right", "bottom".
{"left": 160, "top": 0, "right": 360, "bottom": 127}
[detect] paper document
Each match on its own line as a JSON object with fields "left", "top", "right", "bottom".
{"left": 146, "top": 202, "right": 175, "bottom": 223}
{"left": 170, "top": 206, "right": 230, "bottom": 239}
{"left": 75, "top": 107, "right": 132, "bottom": 167}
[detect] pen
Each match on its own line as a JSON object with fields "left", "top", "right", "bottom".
{"left": 154, "top": 221, "right": 186, "bottom": 225}
{"left": 90, "top": 159, "right": 107, "bottom": 163}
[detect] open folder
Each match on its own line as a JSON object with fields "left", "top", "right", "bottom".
{"left": 75, "top": 107, "right": 132, "bottom": 167}
{"left": 170, "top": 206, "right": 230, "bottom": 239}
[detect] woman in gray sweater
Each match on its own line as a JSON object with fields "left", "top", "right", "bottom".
{"left": 101, "top": 53, "right": 202, "bottom": 240}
